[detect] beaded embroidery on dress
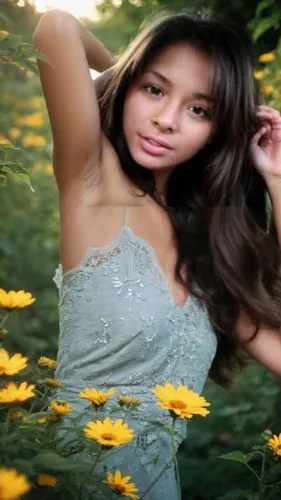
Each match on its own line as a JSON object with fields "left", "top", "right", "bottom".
{"left": 53, "top": 206, "right": 218, "bottom": 499}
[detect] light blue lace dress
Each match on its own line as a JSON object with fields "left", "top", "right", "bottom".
{"left": 53, "top": 206, "right": 218, "bottom": 499}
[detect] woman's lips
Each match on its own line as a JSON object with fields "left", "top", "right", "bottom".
{"left": 139, "top": 135, "right": 170, "bottom": 156}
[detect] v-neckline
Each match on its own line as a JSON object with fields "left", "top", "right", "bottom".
{"left": 123, "top": 225, "right": 191, "bottom": 311}
{"left": 57, "top": 223, "right": 191, "bottom": 312}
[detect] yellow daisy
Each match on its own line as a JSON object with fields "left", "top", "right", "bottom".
{"left": 103, "top": 469, "right": 139, "bottom": 500}
{"left": 37, "top": 356, "right": 57, "bottom": 369}
{"left": 36, "top": 473, "right": 57, "bottom": 487}
{"left": 45, "top": 378, "right": 62, "bottom": 388}
{"left": 117, "top": 396, "right": 142, "bottom": 407}
{"left": 0, "top": 31, "right": 9, "bottom": 41}
{"left": 22, "top": 135, "right": 47, "bottom": 147}
{"left": 84, "top": 416, "right": 134, "bottom": 447}
{"left": 0, "top": 289, "right": 35, "bottom": 309}
{"left": 49, "top": 400, "right": 72, "bottom": 415}
{"left": 254, "top": 70, "right": 265, "bottom": 80}
{"left": 79, "top": 387, "right": 115, "bottom": 408}
{"left": 0, "top": 382, "right": 36, "bottom": 404}
{"left": 36, "top": 417, "right": 47, "bottom": 424}
{"left": 152, "top": 382, "right": 210, "bottom": 419}
{"left": 267, "top": 433, "right": 281, "bottom": 456}
{"left": 259, "top": 52, "right": 276, "bottom": 62}
{"left": 0, "top": 348, "right": 28, "bottom": 375}
{"left": 0, "top": 467, "right": 31, "bottom": 499}
{"left": 262, "top": 85, "right": 274, "bottom": 95}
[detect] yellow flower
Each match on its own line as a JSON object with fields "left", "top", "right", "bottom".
{"left": 0, "top": 348, "right": 28, "bottom": 375}
{"left": 254, "top": 70, "right": 265, "bottom": 80}
{"left": 0, "top": 135, "right": 12, "bottom": 146}
{"left": 79, "top": 387, "right": 115, "bottom": 408}
{"left": 84, "top": 416, "right": 134, "bottom": 447}
{"left": 0, "top": 467, "right": 31, "bottom": 500}
{"left": 36, "top": 417, "right": 47, "bottom": 424}
{"left": 36, "top": 473, "right": 57, "bottom": 487}
{"left": 152, "top": 382, "right": 210, "bottom": 419}
{"left": 22, "top": 135, "right": 47, "bottom": 147}
{"left": 45, "top": 377, "right": 62, "bottom": 388}
{"left": 45, "top": 163, "right": 53, "bottom": 175}
{"left": 117, "top": 396, "right": 142, "bottom": 407}
{"left": 49, "top": 400, "right": 72, "bottom": 415}
{"left": 0, "top": 289, "right": 36, "bottom": 309}
{"left": 0, "top": 382, "right": 36, "bottom": 404}
{"left": 259, "top": 52, "right": 276, "bottom": 62}
{"left": 9, "top": 128, "right": 21, "bottom": 139}
{"left": 23, "top": 113, "right": 44, "bottom": 128}
{"left": 267, "top": 433, "right": 281, "bottom": 456}
{"left": 37, "top": 356, "right": 57, "bottom": 369}
{"left": 103, "top": 470, "right": 139, "bottom": 500}
{"left": 262, "top": 85, "right": 274, "bottom": 95}
{"left": 0, "top": 31, "right": 9, "bottom": 41}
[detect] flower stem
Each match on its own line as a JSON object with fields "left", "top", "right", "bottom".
{"left": 0, "top": 312, "right": 9, "bottom": 331}
{"left": 244, "top": 463, "right": 260, "bottom": 483}
{"left": 138, "top": 418, "right": 177, "bottom": 500}
{"left": 258, "top": 446, "right": 266, "bottom": 500}
{"left": 78, "top": 446, "right": 103, "bottom": 498}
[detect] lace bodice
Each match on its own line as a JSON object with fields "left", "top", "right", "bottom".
{"left": 53, "top": 222, "right": 217, "bottom": 392}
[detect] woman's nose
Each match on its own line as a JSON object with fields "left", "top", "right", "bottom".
{"left": 152, "top": 103, "right": 179, "bottom": 132}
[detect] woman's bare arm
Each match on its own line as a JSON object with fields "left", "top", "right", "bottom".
{"left": 32, "top": 9, "right": 113, "bottom": 191}
{"left": 236, "top": 311, "right": 281, "bottom": 377}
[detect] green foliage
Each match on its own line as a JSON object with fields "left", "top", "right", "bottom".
{"left": 248, "top": 0, "right": 281, "bottom": 42}
{"left": 178, "top": 364, "right": 281, "bottom": 499}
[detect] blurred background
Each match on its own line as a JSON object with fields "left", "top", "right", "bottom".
{"left": 0, "top": 0, "right": 281, "bottom": 497}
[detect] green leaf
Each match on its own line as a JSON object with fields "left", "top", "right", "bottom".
{"left": 0, "top": 164, "right": 35, "bottom": 192}
{"left": 10, "top": 459, "right": 36, "bottom": 476}
{"left": 252, "top": 16, "right": 280, "bottom": 41}
{"left": 256, "top": 0, "right": 275, "bottom": 17}
{"left": 32, "top": 451, "right": 79, "bottom": 471}
{"left": 0, "top": 143, "right": 20, "bottom": 151}
{"left": 245, "top": 451, "right": 261, "bottom": 463}
{"left": 0, "top": 174, "right": 7, "bottom": 185}
{"left": 218, "top": 451, "right": 248, "bottom": 464}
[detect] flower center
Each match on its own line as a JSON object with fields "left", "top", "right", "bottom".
{"left": 170, "top": 400, "right": 186, "bottom": 410}
{"left": 277, "top": 444, "right": 281, "bottom": 450}
{"left": 101, "top": 433, "right": 116, "bottom": 442}
{"left": 115, "top": 484, "right": 126, "bottom": 494}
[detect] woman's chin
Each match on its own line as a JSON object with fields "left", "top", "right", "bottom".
{"left": 130, "top": 150, "right": 171, "bottom": 170}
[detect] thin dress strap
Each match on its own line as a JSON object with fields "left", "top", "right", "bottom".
{"left": 124, "top": 206, "right": 128, "bottom": 227}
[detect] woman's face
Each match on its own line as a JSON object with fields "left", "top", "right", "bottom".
{"left": 123, "top": 42, "right": 216, "bottom": 184}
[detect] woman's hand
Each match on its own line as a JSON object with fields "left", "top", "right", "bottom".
{"left": 249, "top": 105, "right": 281, "bottom": 187}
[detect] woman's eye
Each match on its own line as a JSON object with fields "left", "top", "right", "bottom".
{"left": 144, "top": 84, "right": 163, "bottom": 96}
{"left": 189, "top": 105, "right": 210, "bottom": 119}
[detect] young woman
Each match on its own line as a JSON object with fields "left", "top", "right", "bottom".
{"left": 33, "top": 8, "right": 281, "bottom": 499}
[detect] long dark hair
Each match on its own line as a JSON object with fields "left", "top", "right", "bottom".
{"left": 99, "top": 10, "right": 281, "bottom": 386}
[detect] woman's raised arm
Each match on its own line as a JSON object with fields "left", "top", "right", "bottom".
{"left": 32, "top": 9, "right": 112, "bottom": 191}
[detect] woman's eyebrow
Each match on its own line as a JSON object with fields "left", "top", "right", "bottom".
{"left": 145, "top": 69, "right": 213, "bottom": 102}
